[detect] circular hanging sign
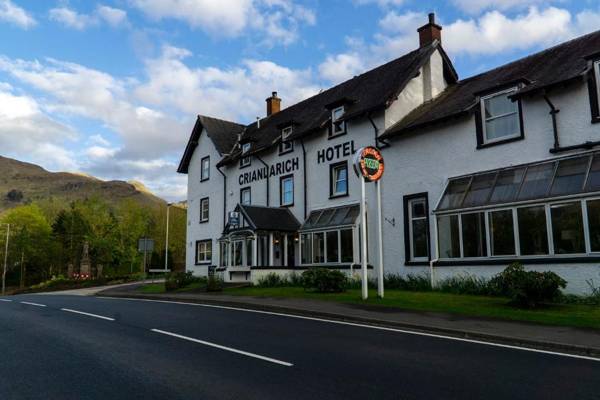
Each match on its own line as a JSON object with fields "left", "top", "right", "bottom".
{"left": 353, "top": 146, "right": 384, "bottom": 182}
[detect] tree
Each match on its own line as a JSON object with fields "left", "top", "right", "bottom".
{"left": 1, "top": 205, "right": 52, "bottom": 287}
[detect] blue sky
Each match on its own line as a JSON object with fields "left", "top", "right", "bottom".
{"left": 0, "top": 0, "right": 599, "bottom": 201}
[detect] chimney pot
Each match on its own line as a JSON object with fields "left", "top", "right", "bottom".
{"left": 417, "top": 12, "right": 442, "bottom": 48}
{"left": 266, "top": 91, "right": 281, "bottom": 117}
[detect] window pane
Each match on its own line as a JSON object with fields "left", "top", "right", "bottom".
{"left": 461, "top": 213, "right": 487, "bottom": 257}
{"left": 585, "top": 155, "right": 600, "bottom": 192}
{"left": 463, "top": 173, "right": 496, "bottom": 207}
{"left": 340, "top": 229, "right": 353, "bottom": 263}
{"left": 484, "top": 93, "right": 518, "bottom": 118}
{"left": 326, "top": 231, "right": 339, "bottom": 263}
{"left": 439, "top": 177, "right": 470, "bottom": 210}
{"left": 313, "top": 232, "right": 324, "bottom": 263}
{"left": 245, "top": 238, "right": 253, "bottom": 267}
{"left": 551, "top": 202, "right": 585, "bottom": 254}
{"left": 233, "top": 241, "right": 243, "bottom": 266}
{"left": 412, "top": 219, "right": 429, "bottom": 259}
{"left": 301, "top": 233, "right": 312, "bottom": 264}
{"left": 517, "top": 163, "right": 555, "bottom": 200}
{"left": 411, "top": 199, "right": 426, "bottom": 218}
{"left": 330, "top": 207, "right": 350, "bottom": 226}
{"left": 333, "top": 166, "right": 348, "bottom": 195}
{"left": 485, "top": 114, "right": 519, "bottom": 141}
{"left": 587, "top": 200, "right": 600, "bottom": 252}
{"left": 517, "top": 206, "right": 549, "bottom": 255}
{"left": 220, "top": 242, "right": 228, "bottom": 267}
{"left": 489, "top": 210, "right": 515, "bottom": 256}
{"left": 489, "top": 168, "right": 525, "bottom": 204}
{"left": 437, "top": 215, "right": 460, "bottom": 258}
{"left": 550, "top": 156, "right": 589, "bottom": 196}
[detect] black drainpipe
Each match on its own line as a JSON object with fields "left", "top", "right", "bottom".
{"left": 543, "top": 94, "right": 561, "bottom": 151}
{"left": 368, "top": 113, "right": 390, "bottom": 148}
{"left": 300, "top": 138, "right": 307, "bottom": 220}
{"left": 257, "top": 155, "right": 270, "bottom": 206}
{"left": 217, "top": 165, "right": 227, "bottom": 229}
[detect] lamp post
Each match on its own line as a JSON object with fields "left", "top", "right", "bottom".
{"left": 164, "top": 203, "right": 172, "bottom": 271}
{"left": 2, "top": 223, "right": 9, "bottom": 296}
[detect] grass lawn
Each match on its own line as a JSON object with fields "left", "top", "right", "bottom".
{"left": 223, "top": 286, "right": 600, "bottom": 330}
{"left": 139, "top": 282, "right": 206, "bottom": 294}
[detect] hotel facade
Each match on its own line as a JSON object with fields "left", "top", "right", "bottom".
{"left": 178, "top": 15, "right": 600, "bottom": 294}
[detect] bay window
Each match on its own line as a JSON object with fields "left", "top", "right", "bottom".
{"left": 437, "top": 214, "right": 460, "bottom": 258}
{"left": 489, "top": 209, "right": 515, "bottom": 256}
{"left": 313, "top": 232, "right": 325, "bottom": 263}
{"left": 517, "top": 206, "right": 548, "bottom": 255}
{"left": 461, "top": 212, "right": 487, "bottom": 257}
{"left": 300, "top": 228, "right": 355, "bottom": 265}
{"left": 550, "top": 202, "right": 585, "bottom": 254}
{"left": 326, "top": 231, "right": 339, "bottom": 263}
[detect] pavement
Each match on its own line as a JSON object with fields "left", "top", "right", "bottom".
{"left": 98, "top": 284, "right": 600, "bottom": 358}
{"left": 1, "top": 292, "right": 599, "bottom": 400}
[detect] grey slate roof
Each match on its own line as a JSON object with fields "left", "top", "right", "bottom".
{"left": 238, "top": 205, "right": 301, "bottom": 232}
{"left": 177, "top": 115, "right": 244, "bottom": 174}
{"left": 216, "top": 41, "right": 457, "bottom": 167}
{"left": 381, "top": 30, "right": 600, "bottom": 140}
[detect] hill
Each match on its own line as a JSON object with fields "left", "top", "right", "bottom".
{"left": 0, "top": 155, "right": 167, "bottom": 212}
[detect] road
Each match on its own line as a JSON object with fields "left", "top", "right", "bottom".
{"left": 0, "top": 294, "right": 598, "bottom": 400}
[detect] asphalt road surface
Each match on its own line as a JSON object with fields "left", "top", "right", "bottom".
{"left": 0, "top": 294, "right": 598, "bottom": 400}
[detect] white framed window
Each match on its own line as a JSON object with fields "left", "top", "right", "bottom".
{"left": 200, "top": 197, "right": 209, "bottom": 223}
{"left": 196, "top": 240, "right": 212, "bottom": 264}
{"left": 280, "top": 126, "right": 293, "bottom": 154}
{"left": 331, "top": 106, "right": 346, "bottom": 137}
{"left": 480, "top": 87, "right": 521, "bottom": 144}
{"left": 200, "top": 156, "right": 210, "bottom": 181}
{"left": 330, "top": 162, "right": 348, "bottom": 197}
{"left": 240, "top": 143, "right": 251, "bottom": 167}
{"left": 300, "top": 228, "right": 354, "bottom": 265}
{"left": 240, "top": 187, "right": 251, "bottom": 205}
{"left": 407, "top": 197, "right": 429, "bottom": 261}
{"left": 280, "top": 175, "right": 294, "bottom": 206}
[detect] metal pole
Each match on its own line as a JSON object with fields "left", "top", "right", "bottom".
{"left": 2, "top": 224, "right": 9, "bottom": 295}
{"left": 376, "top": 181, "right": 384, "bottom": 298}
{"left": 360, "top": 177, "right": 368, "bottom": 300}
{"left": 165, "top": 204, "right": 171, "bottom": 271}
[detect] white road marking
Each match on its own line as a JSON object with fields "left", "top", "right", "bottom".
{"left": 61, "top": 308, "right": 115, "bottom": 321}
{"left": 102, "top": 296, "right": 600, "bottom": 363}
{"left": 20, "top": 301, "right": 46, "bottom": 307}
{"left": 0, "top": 299, "right": 12, "bottom": 302}
{"left": 151, "top": 328, "right": 293, "bottom": 367}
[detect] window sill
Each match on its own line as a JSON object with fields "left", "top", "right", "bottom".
{"left": 200, "top": 178, "right": 210, "bottom": 182}
{"left": 279, "top": 148, "right": 294, "bottom": 156}
{"left": 405, "top": 260, "right": 430, "bottom": 266}
{"left": 329, "top": 192, "right": 349, "bottom": 200}
{"left": 477, "top": 134, "right": 524, "bottom": 150}
{"left": 280, "top": 203, "right": 294, "bottom": 208}
{"left": 195, "top": 262, "right": 212, "bottom": 266}
{"left": 239, "top": 163, "right": 251, "bottom": 169}
{"left": 433, "top": 256, "right": 600, "bottom": 266}
{"left": 592, "top": 116, "right": 600, "bottom": 124}
{"left": 199, "top": 219, "right": 209, "bottom": 224}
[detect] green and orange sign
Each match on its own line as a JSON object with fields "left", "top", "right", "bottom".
{"left": 353, "top": 146, "right": 384, "bottom": 182}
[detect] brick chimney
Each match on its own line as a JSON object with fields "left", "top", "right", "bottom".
{"left": 266, "top": 91, "right": 281, "bottom": 117}
{"left": 417, "top": 13, "right": 442, "bottom": 48}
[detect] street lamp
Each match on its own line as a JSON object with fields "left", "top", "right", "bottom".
{"left": 2, "top": 223, "right": 9, "bottom": 296}
{"left": 164, "top": 203, "right": 172, "bottom": 271}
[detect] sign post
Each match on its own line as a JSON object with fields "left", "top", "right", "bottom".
{"left": 353, "top": 146, "right": 385, "bottom": 300}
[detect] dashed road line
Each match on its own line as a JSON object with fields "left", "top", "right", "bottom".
{"left": 151, "top": 328, "right": 293, "bottom": 367}
{"left": 61, "top": 308, "right": 115, "bottom": 321}
{"left": 0, "top": 299, "right": 12, "bottom": 302}
{"left": 20, "top": 301, "right": 46, "bottom": 307}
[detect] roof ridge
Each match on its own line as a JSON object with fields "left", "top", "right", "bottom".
{"left": 199, "top": 114, "right": 245, "bottom": 127}
{"left": 459, "top": 29, "right": 600, "bottom": 84}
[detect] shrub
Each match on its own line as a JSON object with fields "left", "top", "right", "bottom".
{"left": 559, "top": 279, "right": 600, "bottom": 305}
{"left": 288, "top": 272, "right": 304, "bottom": 287}
{"left": 384, "top": 274, "right": 431, "bottom": 291}
{"left": 437, "top": 275, "right": 490, "bottom": 296}
{"left": 489, "top": 263, "right": 566, "bottom": 308}
{"left": 165, "top": 271, "right": 197, "bottom": 291}
{"left": 257, "top": 273, "right": 288, "bottom": 287}
{"left": 206, "top": 274, "right": 223, "bottom": 292}
{"left": 302, "top": 268, "right": 347, "bottom": 293}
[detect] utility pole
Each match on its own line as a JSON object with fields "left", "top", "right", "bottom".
{"left": 165, "top": 203, "right": 172, "bottom": 271}
{"left": 2, "top": 223, "right": 9, "bottom": 295}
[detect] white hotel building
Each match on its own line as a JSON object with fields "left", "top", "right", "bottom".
{"left": 178, "top": 14, "right": 600, "bottom": 294}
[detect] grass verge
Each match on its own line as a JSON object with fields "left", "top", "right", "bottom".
{"left": 222, "top": 286, "right": 600, "bottom": 330}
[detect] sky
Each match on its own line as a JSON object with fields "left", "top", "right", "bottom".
{"left": 0, "top": 0, "right": 599, "bottom": 201}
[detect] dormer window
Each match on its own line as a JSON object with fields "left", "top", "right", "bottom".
{"left": 240, "top": 143, "right": 251, "bottom": 168}
{"left": 330, "top": 106, "right": 346, "bottom": 138}
{"left": 279, "top": 126, "right": 293, "bottom": 154}
{"left": 478, "top": 87, "right": 523, "bottom": 147}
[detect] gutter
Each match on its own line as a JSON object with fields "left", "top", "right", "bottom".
{"left": 256, "top": 155, "right": 270, "bottom": 206}
{"left": 543, "top": 94, "right": 561, "bottom": 151}
{"left": 300, "top": 138, "right": 308, "bottom": 220}
{"left": 217, "top": 165, "right": 227, "bottom": 229}
{"left": 367, "top": 113, "right": 390, "bottom": 149}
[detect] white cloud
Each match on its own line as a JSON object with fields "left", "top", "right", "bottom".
{"left": 49, "top": 5, "right": 128, "bottom": 30}
{"left": 451, "top": 0, "right": 555, "bottom": 14}
{"left": 354, "top": 0, "right": 404, "bottom": 7}
{"left": 0, "top": 89, "right": 78, "bottom": 171}
{"left": 130, "top": 0, "right": 315, "bottom": 45}
{"left": 0, "top": 0, "right": 36, "bottom": 29}
{"left": 319, "top": 53, "right": 366, "bottom": 83}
